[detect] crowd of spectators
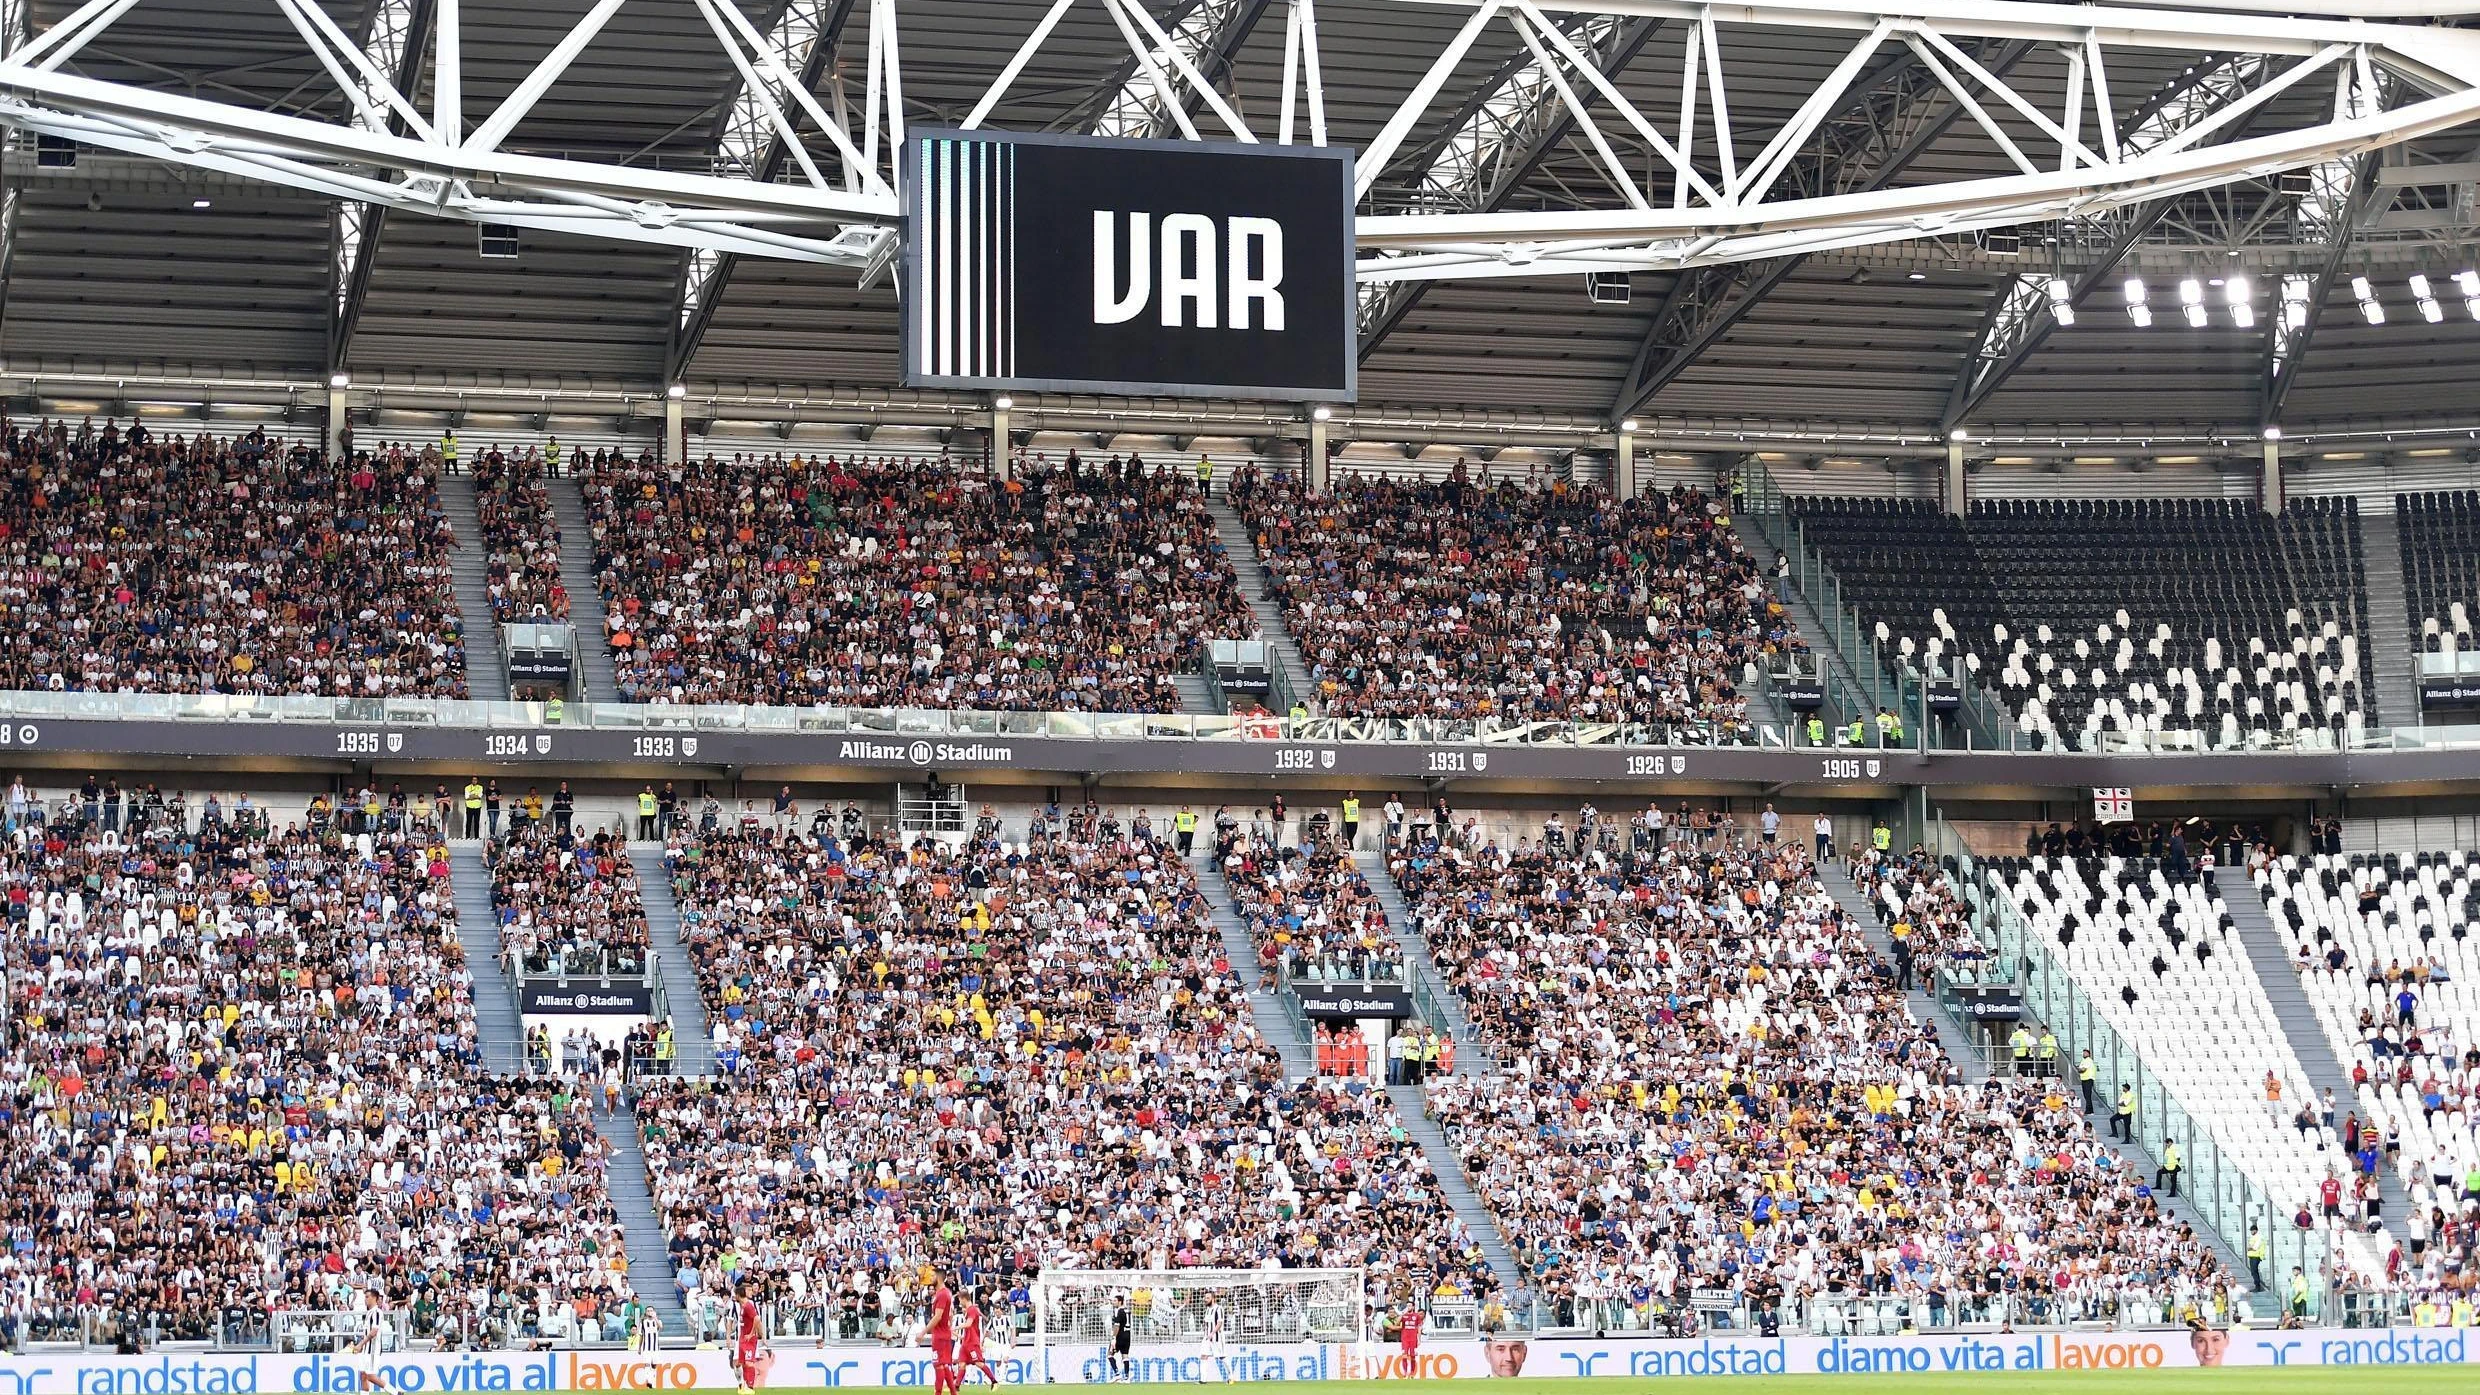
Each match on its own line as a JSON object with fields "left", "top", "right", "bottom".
{"left": 0, "top": 794, "right": 641, "bottom": 1347}
{"left": 579, "top": 452, "right": 1256, "bottom": 712}
{"left": 0, "top": 421, "right": 468, "bottom": 697}
{"left": 471, "top": 446, "right": 569, "bottom": 624}
{"left": 1393, "top": 812, "right": 2236, "bottom": 1331}
{"left": 1214, "top": 826, "right": 1403, "bottom": 986}
{"left": 632, "top": 816, "right": 1497, "bottom": 1338}
{"left": 490, "top": 825, "right": 654, "bottom": 979}
{"left": 1230, "top": 466, "right": 1801, "bottom": 731}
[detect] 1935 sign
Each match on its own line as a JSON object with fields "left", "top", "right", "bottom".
{"left": 901, "top": 129, "right": 1356, "bottom": 401}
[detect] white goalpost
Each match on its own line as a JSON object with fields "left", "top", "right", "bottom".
{"left": 1032, "top": 1267, "right": 1367, "bottom": 1364}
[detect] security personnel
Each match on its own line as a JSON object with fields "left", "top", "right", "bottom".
{"left": 2155, "top": 1138, "right": 2183, "bottom": 1197}
{"left": 2037, "top": 1028, "right": 2059, "bottom": 1077}
{"left": 1870, "top": 821, "right": 1892, "bottom": 855}
{"left": 462, "top": 779, "right": 484, "bottom": 840}
{"left": 1341, "top": 792, "right": 1362, "bottom": 847}
{"left": 1805, "top": 714, "right": 1825, "bottom": 747}
{"left": 2287, "top": 1268, "right": 2310, "bottom": 1320}
{"left": 2076, "top": 1048, "right": 2097, "bottom": 1114}
{"left": 1195, "top": 454, "right": 1214, "bottom": 497}
{"left": 546, "top": 693, "right": 565, "bottom": 726}
{"left": 545, "top": 435, "right": 563, "bottom": 476}
{"left": 2111, "top": 1084, "right": 2135, "bottom": 1142}
{"left": 2246, "top": 1227, "right": 2268, "bottom": 1291}
{"left": 637, "top": 786, "right": 659, "bottom": 842}
{"left": 1289, "top": 701, "right": 1309, "bottom": 721}
{"left": 1888, "top": 710, "right": 1906, "bottom": 745}
{"left": 1847, "top": 715, "right": 1866, "bottom": 746}
{"left": 440, "top": 429, "right": 459, "bottom": 472}
{"left": 1875, "top": 706, "right": 1897, "bottom": 746}
{"left": 1174, "top": 805, "right": 1198, "bottom": 858}
{"left": 2009, "top": 1025, "right": 2034, "bottom": 1071}
{"left": 654, "top": 1024, "right": 676, "bottom": 1076}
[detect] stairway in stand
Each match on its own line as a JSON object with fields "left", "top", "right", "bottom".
{"left": 1204, "top": 497, "right": 1314, "bottom": 710}
{"left": 1173, "top": 673, "right": 1220, "bottom": 716}
{"left": 447, "top": 843, "right": 526, "bottom": 1075}
{"left": 601, "top": 1102, "right": 691, "bottom": 1345}
{"left": 2225, "top": 884, "right": 2411, "bottom": 1223}
{"left": 544, "top": 478, "right": 621, "bottom": 703}
{"left": 1385, "top": 1083, "right": 1529, "bottom": 1310}
{"left": 1191, "top": 853, "right": 1315, "bottom": 1081}
{"left": 1352, "top": 849, "right": 1490, "bottom": 1075}
{"left": 2357, "top": 513, "right": 2421, "bottom": 731}
{"left": 436, "top": 475, "right": 509, "bottom": 701}
{"left": 628, "top": 846, "right": 717, "bottom": 1076}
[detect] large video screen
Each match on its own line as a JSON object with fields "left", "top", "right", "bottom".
{"left": 902, "top": 128, "right": 1356, "bottom": 401}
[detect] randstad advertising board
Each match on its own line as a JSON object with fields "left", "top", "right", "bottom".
{"left": 7, "top": 1330, "right": 2471, "bottom": 1392}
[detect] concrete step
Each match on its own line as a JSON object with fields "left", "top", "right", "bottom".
{"left": 1351, "top": 849, "right": 1491, "bottom": 1076}
{"left": 2226, "top": 884, "right": 2411, "bottom": 1223}
{"left": 436, "top": 475, "right": 509, "bottom": 702}
{"left": 2358, "top": 513, "right": 2419, "bottom": 730}
{"left": 628, "top": 847, "right": 717, "bottom": 1076}
{"left": 1386, "top": 1082, "right": 1529, "bottom": 1309}
{"left": 1173, "top": 673, "right": 1220, "bottom": 716}
{"left": 600, "top": 1102, "right": 690, "bottom": 1340}
{"left": 448, "top": 843, "right": 527, "bottom": 1075}
{"left": 544, "top": 479, "right": 621, "bottom": 704}
{"left": 1191, "top": 853, "right": 1314, "bottom": 1082}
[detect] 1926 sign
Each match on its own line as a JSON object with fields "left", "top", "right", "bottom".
{"left": 902, "top": 129, "right": 1356, "bottom": 400}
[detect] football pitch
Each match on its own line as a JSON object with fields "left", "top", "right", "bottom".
{"left": 740, "top": 1376, "right": 2470, "bottom": 1395}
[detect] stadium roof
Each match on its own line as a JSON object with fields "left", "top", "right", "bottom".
{"left": 7, "top": 0, "right": 2480, "bottom": 451}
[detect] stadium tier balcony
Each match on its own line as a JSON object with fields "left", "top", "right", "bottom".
{"left": 631, "top": 819, "right": 1496, "bottom": 1338}
{"left": 577, "top": 453, "right": 1256, "bottom": 712}
{"left": 2401, "top": 490, "right": 2480, "bottom": 676}
{"left": 1230, "top": 467, "right": 1802, "bottom": 733}
{"left": 1792, "top": 497, "right": 2369, "bottom": 750}
{"left": 1396, "top": 823, "right": 2229, "bottom": 1330}
{"left": 0, "top": 808, "right": 636, "bottom": 1345}
{"left": 2254, "top": 850, "right": 2480, "bottom": 1291}
{"left": 0, "top": 426, "right": 469, "bottom": 698}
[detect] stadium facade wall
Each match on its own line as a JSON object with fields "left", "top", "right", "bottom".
{"left": 20, "top": 1330, "right": 2472, "bottom": 1393}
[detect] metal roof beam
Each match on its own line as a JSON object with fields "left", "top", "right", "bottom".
{"left": 1086, "top": 0, "right": 1275, "bottom": 140}
{"left": 1607, "top": 41, "right": 2029, "bottom": 423}
{"left": 1943, "top": 55, "right": 2275, "bottom": 430}
{"left": 327, "top": 0, "right": 433, "bottom": 379}
{"left": 2260, "top": 68, "right": 2393, "bottom": 431}
{"left": 665, "top": 0, "right": 862, "bottom": 387}
{"left": 1359, "top": 12, "right": 1663, "bottom": 360}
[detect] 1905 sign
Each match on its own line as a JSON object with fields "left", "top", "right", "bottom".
{"left": 901, "top": 129, "right": 1356, "bottom": 401}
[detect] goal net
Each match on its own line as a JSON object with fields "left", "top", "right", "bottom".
{"left": 1033, "top": 1268, "right": 1366, "bottom": 1353}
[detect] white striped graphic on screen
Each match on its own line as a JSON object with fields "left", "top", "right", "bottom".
{"left": 916, "top": 136, "right": 1015, "bottom": 381}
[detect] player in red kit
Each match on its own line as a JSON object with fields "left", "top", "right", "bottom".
{"left": 956, "top": 1297, "right": 999, "bottom": 1386}
{"left": 927, "top": 1273, "right": 959, "bottom": 1395}
{"left": 1396, "top": 1301, "right": 1424, "bottom": 1377}
{"left": 734, "top": 1294, "right": 763, "bottom": 1390}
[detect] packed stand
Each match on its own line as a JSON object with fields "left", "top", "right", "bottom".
{"left": 1793, "top": 496, "right": 2370, "bottom": 749}
{"left": 579, "top": 451, "right": 1256, "bottom": 712}
{"left": 0, "top": 788, "right": 641, "bottom": 1347}
{"left": 1230, "top": 466, "right": 1801, "bottom": 733}
{"left": 1983, "top": 848, "right": 2394, "bottom": 1284}
{"left": 490, "top": 823, "right": 654, "bottom": 979}
{"left": 1215, "top": 823, "right": 1404, "bottom": 985}
{"left": 0, "top": 421, "right": 469, "bottom": 697}
{"left": 1391, "top": 813, "right": 2235, "bottom": 1331}
{"left": 2256, "top": 847, "right": 2480, "bottom": 1296}
{"left": 1847, "top": 840, "right": 1991, "bottom": 987}
{"left": 472, "top": 445, "right": 570, "bottom": 623}
{"left": 630, "top": 813, "right": 1497, "bottom": 1340}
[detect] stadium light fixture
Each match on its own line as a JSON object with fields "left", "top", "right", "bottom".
{"left": 2353, "top": 275, "right": 2385, "bottom": 324}
{"left": 993, "top": 394, "right": 1014, "bottom": 411}
{"left": 2123, "top": 277, "right": 2150, "bottom": 327}
{"left": 191, "top": 197, "right": 211, "bottom": 209}
{"left": 2179, "top": 278, "right": 2207, "bottom": 328}
{"left": 2281, "top": 274, "right": 2312, "bottom": 331}
{"left": 2411, "top": 274, "right": 2444, "bottom": 323}
{"left": 2459, "top": 269, "right": 2480, "bottom": 320}
{"left": 2263, "top": 426, "right": 2282, "bottom": 441}
{"left": 328, "top": 372, "right": 350, "bottom": 389}
{"left": 1316, "top": 405, "right": 1337, "bottom": 423}
{"left": 666, "top": 383, "right": 686, "bottom": 400}
{"left": 2046, "top": 277, "right": 2073, "bottom": 327}
{"left": 2225, "top": 276, "right": 2253, "bottom": 329}
{"left": 1948, "top": 428, "right": 1968, "bottom": 442}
